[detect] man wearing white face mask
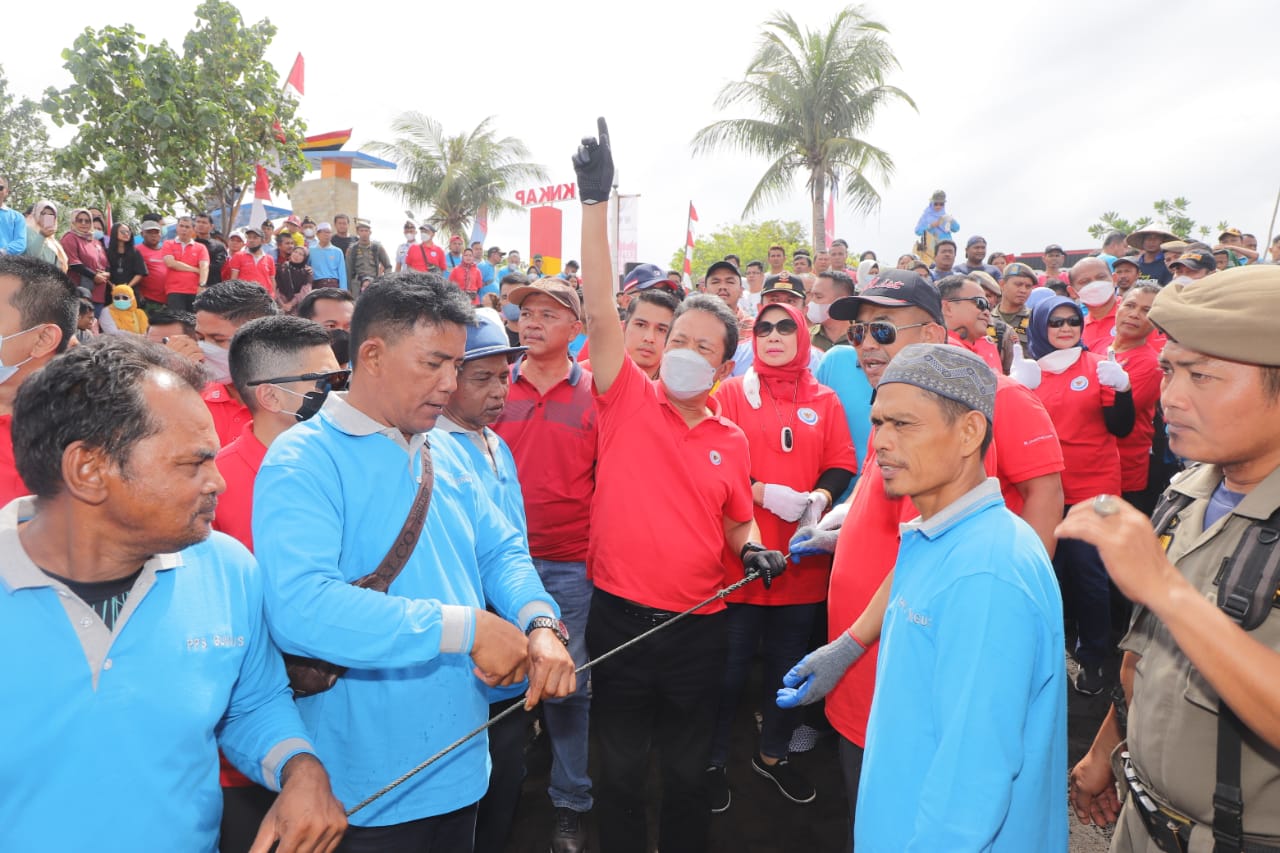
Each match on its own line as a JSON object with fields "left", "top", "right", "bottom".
{"left": 0, "top": 257, "right": 78, "bottom": 506}
{"left": 1072, "top": 257, "right": 1120, "bottom": 351}
{"left": 188, "top": 282, "right": 279, "bottom": 447}
{"left": 807, "top": 269, "right": 854, "bottom": 352}
{"left": 574, "top": 118, "right": 787, "bottom": 853}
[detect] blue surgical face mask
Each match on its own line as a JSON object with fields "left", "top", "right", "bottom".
{"left": 0, "top": 326, "right": 40, "bottom": 386}
{"left": 501, "top": 302, "right": 521, "bottom": 323}
{"left": 92, "top": 229, "right": 104, "bottom": 241}
{"left": 113, "top": 299, "right": 132, "bottom": 310}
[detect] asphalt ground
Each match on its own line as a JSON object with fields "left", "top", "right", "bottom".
{"left": 500, "top": 650, "right": 1120, "bottom": 852}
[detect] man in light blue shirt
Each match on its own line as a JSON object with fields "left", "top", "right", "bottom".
{"left": 309, "top": 222, "right": 348, "bottom": 290}
{"left": 0, "top": 336, "right": 345, "bottom": 853}
{"left": 853, "top": 344, "right": 1066, "bottom": 852}
{"left": 0, "top": 176, "right": 26, "bottom": 255}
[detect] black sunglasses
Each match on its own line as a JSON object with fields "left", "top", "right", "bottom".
{"left": 848, "top": 320, "right": 929, "bottom": 346}
{"left": 755, "top": 318, "right": 799, "bottom": 337}
{"left": 248, "top": 369, "right": 351, "bottom": 391}
{"left": 1047, "top": 316, "right": 1083, "bottom": 328}
{"left": 945, "top": 295, "right": 991, "bottom": 312}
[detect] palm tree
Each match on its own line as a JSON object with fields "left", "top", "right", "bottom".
{"left": 691, "top": 6, "right": 914, "bottom": 251}
{"left": 367, "top": 113, "right": 548, "bottom": 240}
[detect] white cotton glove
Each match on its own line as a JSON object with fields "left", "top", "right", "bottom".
{"left": 798, "top": 490, "right": 831, "bottom": 529}
{"left": 763, "top": 483, "right": 810, "bottom": 522}
{"left": 1096, "top": 351, "right": 1131, "bottom": 392}
{"left": 1009, "top": 344, "right": 1042, "bottom": 390}
{"left": 818, "top": 499, "right": 851, "bottom": 531}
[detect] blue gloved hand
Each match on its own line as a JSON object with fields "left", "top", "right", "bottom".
{"left": 788, "top": 526, "right": 839, "bottom": 563}
{"left": 776, "top": 632, "right": 866, "bottom": 708}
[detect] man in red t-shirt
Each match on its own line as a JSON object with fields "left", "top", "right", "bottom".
{"left": 162, "top": 216, "right": 210, "bottom": 312}
{"left": 134, "top": 220, "right": 170, "bottom": 309}
{"left": 213, "top": 313, "right": 344, "bottom": 853}
{"left": 939, "top": 273, "right": 1003, "bottom": 373}
{"left": 403, "top": 223, "right": 447, "bottom": 273}
{"left": 1075, "top": 257, "right": 1120, "bottom": 351}
{"left": 573, "top": 119, "right": 786, "bottom": 853}
{"left": 448, "top": 248, "right": 485, "bottom": 303}
{"left": 0, "top": 257, "right": 79, "bottom": 506}
{"left": 223, "top": 226, "right": 276, "bottom": 295}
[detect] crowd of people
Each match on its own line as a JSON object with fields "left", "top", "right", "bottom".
{"left": 2, "top": 114, "right": 1280, "bottom": 853}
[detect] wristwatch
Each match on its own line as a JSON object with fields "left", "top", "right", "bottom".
{"left": 526, "top": 616, "right": 570, "bottom": 647}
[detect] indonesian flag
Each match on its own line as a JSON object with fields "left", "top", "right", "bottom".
{"left": 248, "top": 163, "right": 271, "bottom": 232}
{"left": 682, "top": 203, "right": 698, "bottom": 289}
{"left": 285, "top": 53, "right": 305, "bottom": 96}
{"left": 469, "top": 205, "right": 489, "bottom": 248}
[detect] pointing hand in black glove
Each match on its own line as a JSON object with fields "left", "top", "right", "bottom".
{"left": 741, "top": 542, "right": 787, "bottom": 590}
{"left": 572, "top": 117, "right": 614, "bottom": 205}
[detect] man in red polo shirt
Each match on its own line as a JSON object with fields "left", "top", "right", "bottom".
{"left": 189, "top": 282, "right": 279, "bottom": 447}
{"left": 492, "top": 278, "right": 597, "bottom": 851}
{"left": 213, "top": 313, "right": 344, "bottom": 853}
{"left": 573, "top": 119, "right": 785, "bottom": 853}
{"left": 783, "top": 270, "right": 1064, "bottom": 840}
{"left": 223, "top": 226, "right": 276, "bottom": 295}
{"left": 162, "top": 215, "right": 210, "bottom": 312}
{"left": 403, "top": 223, "right": 447, "bottom": 273}
{"left": 0, "top": 257, "right": 78, "bottom": 505}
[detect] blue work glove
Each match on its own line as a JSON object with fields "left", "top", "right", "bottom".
{"left": 571, "top": 117, "right": 614, "bottom": 205}
{"left": 787, "top": 499, "right": 850, "bottom": 563}
{"left": 776, "top": 632, "right": 866, "bottom": 708}
{"left": 740, "top": 542, "right": 786, "bottom": 590}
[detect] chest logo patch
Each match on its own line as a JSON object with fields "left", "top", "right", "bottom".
{"left": 709, "top": 450, "right": 722, "bottom": 466}
{"left": 797, "top": 407, "right": 819, "bottom": 426}
{"left": 1070, "top": 376, "right": 1090, "bottom": 392}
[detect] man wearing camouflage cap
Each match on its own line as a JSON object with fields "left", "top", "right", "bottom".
{"left": 838, "top": 343, "right": 1067, "bottom": 850}
{"left": 1065, "top": 264, "right": 1280, "bottom": 852}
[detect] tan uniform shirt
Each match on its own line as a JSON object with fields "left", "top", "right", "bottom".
{"left": 1115, "top": 463, "right": 1280, "bottom": 851}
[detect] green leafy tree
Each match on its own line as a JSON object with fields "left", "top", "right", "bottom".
{"left": 42, "top": 0, "right": 307, "bottom": 229}
{"left": 1088, "top": 197, "right": 1228, "bottom": 242}
{"left": 691, "top": 5, "right": 914, "bottom": 252}
{"left": 367, "top": 113, "right": 547, "bottom": 241}
{"left": 669, "top": 219, "right": 808, "bottom": 278}
{"left": 0, "top": 65, "right": 78, "bottom": 214}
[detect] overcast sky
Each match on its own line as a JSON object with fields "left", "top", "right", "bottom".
{"left": 8, "top": 0, "right": 1280, "bottom": 265}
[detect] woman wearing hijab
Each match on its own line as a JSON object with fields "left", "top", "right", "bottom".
{"left": 1012, "top": 295, "right": 1134, "bottom": 697}
{"left": 855, "top": 259, "right": 879, "bottom": 290}
{"left": 97, "top": 284, "right": 149, "bottom": 337}
{"left": 106, "top": 222, "right": 147, "bottom": 294}
{"left": 708, "top": 301, "right": 858, "bottom": 810}
{"left": 22, "top": 200, "right": 68, "bottom": 272}
{"left": 60, "top": 208, "right": 110, "bottom": 307}
{"left": 274, "top": 244, "right": 313, "bottom": 314}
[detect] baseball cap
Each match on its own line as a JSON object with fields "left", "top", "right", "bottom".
{"left": 704, "top": 260, "right": 740, "bottom": 280}
{"left": 420, "top": 223, "right": 436, "bottom": 233}
{"left": 1044, "top": 243, "right": 1065, "bottom": 255}
{"left": 829, "top": 268, "right": 943, "bottom": 323}
{"left": 508, "top": 280, "right": 582, "bottom": 319}
{"left": 1171, "top": 250, "right": 1216, "bottom": 272}
{"left": 464, "top": 308, "right": 527, "bottom": 362}
{"left": 140, "top": 221, "right": 162, "bottom": 232}
{"left": 622, "top": 263, "right": 671, "bottom": 294}
{"left": 762, "top": 272, "right": 806, "bottom": 297}
{"left": 243, "top": 225, "right": 263, "bottom": 237}
{"left": 1149, "top": 265, "right": 1280, "bottom": 366}
{"left": 1219, "top": 227, "right": 1242, "bottom": 242}
{"left": 1111, "top": 255, "right": 1141, "bottom": 271}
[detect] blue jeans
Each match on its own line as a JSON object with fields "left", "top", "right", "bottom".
{"left": 710, "top": 602, "right": 819, "bottom": 766}
{"left": 533, "top": 558, "right": 593, "bottom": 812}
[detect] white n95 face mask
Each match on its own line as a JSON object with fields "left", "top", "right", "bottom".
{"left": 806, "top": 302, "right": 830, "bottom": 324}
{"left": 1078, "top": 280, "right": 1116, "bottom": 307}
{"left": 198, "top": 340, "right": 232, "bottom": 384}
{"left": 660, "top": 348, "right": 717, "bottom": 400}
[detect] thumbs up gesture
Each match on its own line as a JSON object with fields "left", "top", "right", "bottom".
{"left": 1008, "top": 343, "right": 1042, "bottom": 390}
{"left": 1096, "top": 350, "right": 1131, "bottom": 392}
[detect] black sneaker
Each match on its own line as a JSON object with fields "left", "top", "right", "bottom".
{"left": 550, "top": 806, "right": 587, "bottom": 853}
{"left": 751, "top": 754, "right": 816, "bottom": 804}
{"left": 706, "top": 765, "right": 731, "bottom": 813}
{"left": 1074, "top": 662, "right": 1107, "bottom": 696}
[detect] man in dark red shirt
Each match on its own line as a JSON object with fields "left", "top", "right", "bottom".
{"left": 212, "top": 313, "right": 345, "bottom": 853}
{"left": 449, "top": 248, "right": 485, "bottom": 304}
{"left": 0, "top": 257, "right": 78, "bottom": 506}
{"left": 134, "top": 220, "right": 170, "bottom": 310}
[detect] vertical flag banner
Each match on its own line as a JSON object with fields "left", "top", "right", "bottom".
{"left": 616, "top": 195, "right": 640, "bottom": 275}
{"left": 286, "top": 53, "right": 305, "bottom": 96}
{"left": 248, "top": 164, "right": 271, "bottom": 231}
{"left": 682, "top": 202, "right": 698, "bottom": 289}
{"left": 469, "top": 205, "right": 489, "bottom": 248}
{"left": 824, "top": 175, "right": 836, "bottom": 250}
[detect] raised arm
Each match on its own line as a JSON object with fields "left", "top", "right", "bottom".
{"left": 574, "top": 117, "right": 624, "bottom": 394}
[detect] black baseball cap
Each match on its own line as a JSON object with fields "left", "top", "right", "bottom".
{"left": 762, "top": 272, "right": 806, "bottom": 297}
{"left": 829, "top": 269, "right": 943, "bottom": 323}
{"left": 705, "top": 260, "right": 740, "bottom": 280}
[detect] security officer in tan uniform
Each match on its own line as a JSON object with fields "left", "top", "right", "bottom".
{"left": 1062, "top": 264, "right": 1280, "bottom": 852}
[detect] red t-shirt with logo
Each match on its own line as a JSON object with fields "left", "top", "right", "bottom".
{"left": 1114, "top": 343, "right": 1162, "bottom": 492}
{"left": 589, "top": 356, "right": 753, "bottom": 612}
{"left": 992, "top": 375, "right": 1065, "bottom": 513}
{"left": 1082, "top": 304, "right": 1118, "bottom": 352}
{"left": 201, "top": 382, "right": 252, "bottom": 450}
{"left": 223, "top": 251, "right": 276, "bottom": 295}
{"left": 135, "top": 243, "right": 170, "bottom": 304}
{"left": 1034, "top": 351, "right": 1120, "bottom": 505}
{"left": 163, "top": 239, "right": 210, "bottom": 295}
{"left": 403, "top": 243, "right": 447, "bottom": 272}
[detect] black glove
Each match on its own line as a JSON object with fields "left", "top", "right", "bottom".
{"left": 741, "top": 542, "right": 787, "bottom": 590}
{"left": 571, "top": 117, "right": 614, "bottom": 205}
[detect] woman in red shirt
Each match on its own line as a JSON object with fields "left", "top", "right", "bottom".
{"left": 1110, "top": 284, "right": 1163, "bottom": 511}
{"left": 1021, "top": 295, "right": 1134, "bottom": 696}
{"left": 708, "top": 302, "right": 857, "bottom": 809}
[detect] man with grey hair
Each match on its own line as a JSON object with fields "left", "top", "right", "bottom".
{"left": 840, "top": 343, "right": 1067, "bottom": 850}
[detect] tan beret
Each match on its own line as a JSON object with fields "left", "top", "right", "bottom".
{"left": 1149, "top": 265, "right": 1280, "bottom": 366}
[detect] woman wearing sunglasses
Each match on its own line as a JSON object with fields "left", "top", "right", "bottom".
{"left": 1015, "top": 294, "right": 1135, "bottom": 697}
{"left": 707, "top": 301, "right": 858, "bottom": 810}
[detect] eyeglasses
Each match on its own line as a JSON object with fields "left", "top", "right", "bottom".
{"left": 754, "top": 318, "right": 799, "bottom": 337}
{"left": 74, "top": 217, "right": 91, "bottom": 224}
{"left": 944, "top": 295, "right": 991, "bottom": 311}
{"left": 248, "top": 369, "right": 351, "bottom": 391}
{"left": 0, "top": 186, "right": 8, "bottom": 191}
{"left": 1047, "top": 316, "right": 1083, "bottom": 328}
{"left": 848, "top": 321, "right": 930, "bottom": 346}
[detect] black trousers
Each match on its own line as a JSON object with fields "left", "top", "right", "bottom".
{"left": 474, "top": 697, "right": 533, "bottom": 853}
{"left": 166, "top": 292, "right": 197, "bottom": 312}
{"left": 336, "top": 804, "right": 477, "bottom": 853}
{"left": 838, "top": 735, "right": 864, "bottom": 853}
{"left": 587, "top": 588, "right": 728, "bottom": 853}
{"left": 219, "top": 784, "right": 277, "bottom": 853}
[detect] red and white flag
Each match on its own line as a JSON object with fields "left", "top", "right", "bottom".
{"left": 248, "top": 163, "right": 271, "bottom": 232}
{"left": 285, "top": 53, "right": 305, "bottom": 96}
{"left": 682, "top": 202, "right": 698, "bottom": 289}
